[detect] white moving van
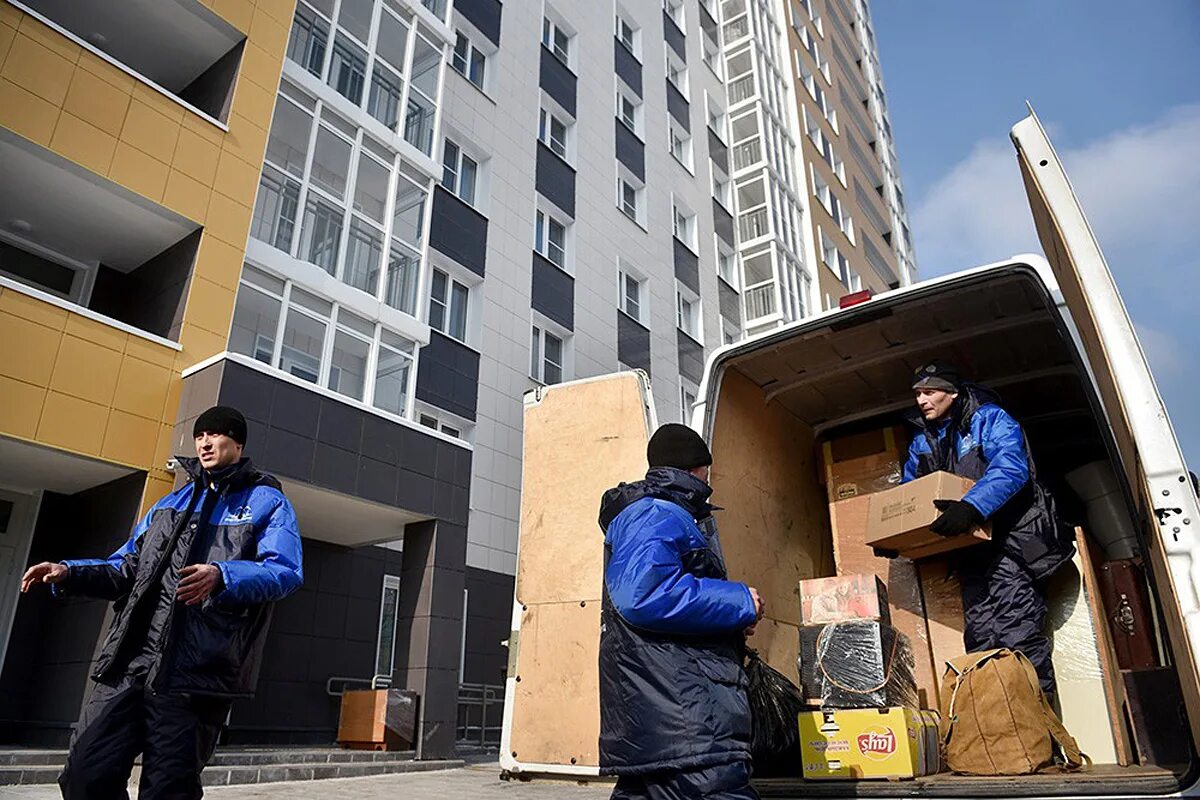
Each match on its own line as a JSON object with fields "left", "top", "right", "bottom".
{"left": 498, "top": 112, "right": 1200, "bottom": 796}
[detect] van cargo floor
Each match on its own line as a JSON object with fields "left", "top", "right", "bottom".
{"left": 755, "top": 764, "right": 1184, "bottom": 797}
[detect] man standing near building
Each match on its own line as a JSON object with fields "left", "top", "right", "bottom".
{"left": 899, "top": 361, "right": 1074, "bottom": 697}
{"left": 597, "top": 423, "right": 763, "bottom": 800}
{"left": 20, "top": 406, "right": 303, "bottom": 799}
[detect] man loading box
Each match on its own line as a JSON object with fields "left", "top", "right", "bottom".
{"left": 894, "top": 360, "right": 1075, "bottom": 696}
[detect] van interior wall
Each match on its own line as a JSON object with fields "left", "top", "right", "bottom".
{"left": 709, "top": 368, "right": 834, "bottom": 679}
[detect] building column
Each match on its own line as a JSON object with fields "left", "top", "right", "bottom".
{"left": 394, "top": 519, "right": 467, "bottom": 759}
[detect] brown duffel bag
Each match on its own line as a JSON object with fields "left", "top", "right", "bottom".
{"left": 939, "top": 648, "right": 1090, "bottom": 775}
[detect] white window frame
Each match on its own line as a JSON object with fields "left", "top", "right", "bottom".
{"left": 616, "top": 169, "right": 645, "bottom": 227}
{"left": 665, "top": 47, "right": 688, "bottom": 96}
{"left": 440, "top": 137, "right": 480, "bottom": 207}
{"left": 416, "top": 403, "right": 473, "bottom": 441}
{"left": 676, "top": 282, "right": 701, "bottom": 342}
{"left": 721, "top": 316, "right": 740, "bottom": 346}
{"left": 0, "top": 229, "right": 97, "bottom": 306}
{"left": 535, "top": 207, "right": 571, "bottom": 272}
{"left": 715, "top": 236, "right": 738, "bottom": 288}
{"left": 542, "top": 12, "right": 574, "bottom": 69}
{"left": 530, "top": 314, "right": 571, "bottom": 385}
{"left": 618, "top": 263, "right": 647, "bottom": 324}
{"left": 539, "top": 105, "right": 570, "bottom": 160}
{"left": 672, "top": 197, "right": 697, "bottom": 252}
{"left": 679, "top": 377, "right": 699, "bottom": 424}
{"left": 705, "top": 91, "right": 728, "bottom": 143}
{"left": 451, "top": 29, "right": 487, "bottom": 92}
{"left": 668, "top": 119, "right": 693, "bottom": 172}
{"left": 427, "top": 264, "right": 472, "bottom": 344}
{"left": 616, "top": 83, "right": 643, "bottom": 137}
{"left": 664, "top": 0, "right": 685, "bottom": 29}
{"left": 615, "top": 12, "right": 640, "bottom": 60}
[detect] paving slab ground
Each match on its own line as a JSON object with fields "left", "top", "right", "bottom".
{"left": 0, "top": 763, "right": 614, "bottom": 799}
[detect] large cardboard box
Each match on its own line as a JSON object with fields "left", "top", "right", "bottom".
{"left": 830, "top": 496, "right": 939, "bottom": 709}
{"left": 798, "top": 620, "right": 918, "bottom": 709}
{"left": 798, "top": 707, "right": 942, "bottom": 780}
{"left": 866, "top": 471, "right": 991, "bottom": 559}
{"left": 799, "top": 574, "right": 890, "bottom": 626}
{"left": 337, "top": 689, "right": 419, "bottom": 750}
{"left": 821, "top": 426, "right": 906, "bottom": 502}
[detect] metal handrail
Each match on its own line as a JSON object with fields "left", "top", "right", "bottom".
{"left": 325, "top": 674, "right": 393, "bottom": 697}
{"left": 457, "top": 682, "right": 505, "bottom": 747}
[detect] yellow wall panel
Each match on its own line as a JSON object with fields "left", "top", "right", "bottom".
{"left": 221, "top": 113, "right": 269, "bottom": 165}
{"left": 76, "top": 51, "right": 135, "bottom": 95}
{"left": 16, "top": 13, "right": 80, "bottom": 62}
{"left": 0, "top": 18, "right": 15, "bottom": 65}
{"left": 153, "top": 420, "right": 178, "bottom": 469}
{"left": 204, "top": 192, "right": 252, "bottom": 248}
{"left": 64, "top": 67, "right": 131, "bottom": 137}
{"left": 178, "top": 323, "right": 227, "bottom": 363}
{"left": 212, "top": 0, "right": 254, "bottom": 33}
{"left": 141, "top": 476, "right": 177, "bottom": 516}
{"left": 173, "top": 127, "right": 221, "bottom": 185}
{"left": 124, "top": 335, "right": 180, "bottom": 370}
{"left": 182, "top": 112, "right": 224, "bottom": 147}
{"left": 195, "top": 234, "right": 245, "bottom": 291}
{"left": 64, "top": 314, "right": 127, "bottom": 352}
{"left": 0, "top": 78, "right": 59, "bottom": 145}
{"left": 0, "top": 287, "right": 68, "bottom": 330}
{"left": 50, "top": 111, "right": 117, "bottom": 174}
{"left": 183, "top": 276, "right": 236, "bottom": 337}
{"left": 120, "top": 99, "right": 181, "bottom": 164}
{"left": 248, "top": 8, "right": 289, "bottom": 59}
{"left": 131, "top": 82, "right": 185, "bottom": 125}
{"left": 163, "top": 169, "right": 212, "bottom": 224}
{"left": 110, "top": 142, "right": 170, "bottom": 202}
{"left": 102, "top": 410, "right": 159, "bottom": 467}
{"left": 113, "top": 357, "right": 172, "bottom": 420}
{"left": 230, "top": 75, "right": 275, "bottom": 130}
{"left": 50, "top": 336, "right": 123, "bottom": 405}
{"left": 239, "top": 42, "right": 281, "bottom": 92}
{"left": 214, "top": 149, "right": 260, "bottom": 203}
{"left": 253, "top": 0, "right": 297, "bottom": 25}
{"left": 0, "top": 3, "right": 19, "bottom": 28}
{"left": 0, "top": 312, "right": 60, "bottom": 385}
{"left": 0, "top": 375, "right": 45, "bottom": 440}
{"left": 38, "top": 392, "right": 108, "bottom": 456}
{"left": 2, "top": 34, "right": 74, "bottom": 106}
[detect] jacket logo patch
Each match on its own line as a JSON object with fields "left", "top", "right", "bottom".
{"left": 957, "top": 434, "right": 976, "bottom": 456}
{"left": 857, "top": 727, "right": 897, "bottom": 760}
{"left": 223, "top": 505, "right": 254, "bottom": 524}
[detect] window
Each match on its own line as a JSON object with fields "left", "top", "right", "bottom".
{"left": 664, "top": 0, "right": 684, "bottom": 28}
{"left": 542, "top": 16, "right": 571, "bottom": 65}
{"left": 535, "top": 209, "right": 568, "bottom": 269}
{"left": 229, "top": 266, "right": 285, "bottom": 364}
{"left": 451, "top": 31, "right": 486, "bottom": 90}
{"left": 616, "top": 14, "right": 637, "bottom": 58}
{"left": 676, "top": 286, "right": 700, "bottom": 340}
{"left": 668, "top": 121, "right": 692, "bottom": 170}
{"left": 539, "top": 107, "right": 569, "bottom": 159}
{"left": 616, "top": 88, "right": 642, "bottom": 136}
{"left": 288, "top": 2, "right": 330, "bottom": 77}
{"left": 375, "top": 575, "right": 401, "bottom": 679}
{"left": 680, "top": 381, "right": 697, "bottom": 423}
{"left": 712, "top": 167, "right": 731, "bottom": 209}
{"left": 441, "top": 139, "right": 478, "bottom": 205}
{"left": 530, "top": 324, "right": 565, "bottom": 384}
{"left": 716, "top": 239, "right": 737, "bottom": 286}
{"left": 328, "top": 309, "right": 372, "bottom": 400}
{"left": 702, "top": 30, "right": 721, "bottom": 77}
{"left": 666, "top": 49, "right": 687, "bottom": 94}
{"left": 418, "top": 410, "right": 463, "bottom": 438}
{"left": 706, "top": 94, "right": 728, "bottom": 142}
{"left": 328, "top": 36, "right": 367, "bottom": 104}
{"left": 405, "top": 32, "right": 441, "bottom": 155}
{"left": 374, "top": 329, "right": 415, "bottom": 416}
{"left": 619, "top": 269, "right": 644, "bottom": 322}
{"left": 617, "top": 175, "right": 642, "bottom": 223}
{"left": 672, "top": 201, "right": 696, "bottom": 250}
{"left": 280, "top": 288, "right": 330, "bottom": 383}
{"left": 428, "top": 267, "right": 470, "bottom": 342}
{"left": 722, "top": 316, "right": 740, "bottom": 345}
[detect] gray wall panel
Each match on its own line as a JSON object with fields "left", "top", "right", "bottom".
{"left": 535, "top": 142, "right": 576, "bottom": 218}
{"left": 615, "top": 119, "right": 645, "bottom": 182}
{"left": 663, "top": 10, "right": 686, "bottom": 60}
{"left": 416, "top": 332, "right": 481, "bottom": 421}
{"left": 457, "top": 0, "right": 502, "bottom": 46}
{"left": 614, "top": 38, "right": 642, "bottom": 97}
{"left": 673, "top": 238, "right": 700, "bottom": 294}
{"left": 719, "top": 277, "right": 741, "bottom": 324}
{"left": 666, "top": 81, "right": 690, "bottom": 132}
{"left": 429, "top": 187, "right": 488, "bottom": 277}
{"left": 531, "top": 252, "right": 575, "bottom": 330}
{"left": 677, "top": 328, "right": 705, "bottom": 384}
{"left": 539, "top": 47, "right": 576, "bottom": 117}
{"left": 617, "top": 311, "right": 651, "bottom": 375}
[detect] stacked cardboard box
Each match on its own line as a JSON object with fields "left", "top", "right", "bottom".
{"left": 798, "top": 707, "right": 942, "bottom": 780}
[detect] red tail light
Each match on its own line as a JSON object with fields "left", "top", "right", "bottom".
{"left": 838, "top": 289, "right": 875, "bottom": 308}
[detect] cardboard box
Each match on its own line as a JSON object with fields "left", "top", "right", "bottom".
{"left": 799, "top": 574, "right": 890, "bottom": 626}
{"left": 865, "top": 471, "right": 991, "bottom": 559}
{"left": 830, "top": 496, "right": 940, "bottom": 709}
{"left": 822, "top": 426, "right": 906, "bottom": 502}
{"left": 798, "top": 620, "right": 918, "bottom": 709}
{"left": 798, "top": 707, "right": 942, "bottom": 780}
{"left": 337, "top": 689, "right": 419, "bottom": 750}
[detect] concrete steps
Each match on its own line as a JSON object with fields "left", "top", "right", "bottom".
{"left": 0, "top": 747, "right": 462, "bottom": 787}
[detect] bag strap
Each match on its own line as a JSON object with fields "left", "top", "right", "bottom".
{"left": 1011, "top": 651, "right": 1091, "bottom": 772}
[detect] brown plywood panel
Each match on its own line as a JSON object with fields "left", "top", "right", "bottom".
{"left": 515, "top": 373, "right": 652, "bottom": 606}
{"left": 509, "top": 602, "right": 601, "bottom": 767}
{"left": 709, "top": 368, "right": 833, "bottom": 678}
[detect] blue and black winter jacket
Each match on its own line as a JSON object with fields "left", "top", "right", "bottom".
{"left": 597, "top": 467, "right": 757, "bottom": 775}
{"left": 58, "top": 457, "right": 303, "bottom": 696}
{"left": 903, "top": 384, "right": 1073, "bottom": 579}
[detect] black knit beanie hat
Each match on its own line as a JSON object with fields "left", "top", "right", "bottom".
{"left": 193, "top": 406, "right": 248, "bottom": 446}
{"left": 647, "top": 423, "right": 713, "bottom": 470}
{"left": 912, "top": 360, "right": 963, "bottom": 393}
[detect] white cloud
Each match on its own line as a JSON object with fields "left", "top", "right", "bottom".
{"left": 911, "top": 104, "right": 1200, "bottom": 465}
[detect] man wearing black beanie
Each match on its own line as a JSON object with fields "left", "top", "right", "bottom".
{"left": 21, "top": 405, "right": 303, "bottom": 798}
{"left": 597, "top": 423, "right": 763, "bottom": 799}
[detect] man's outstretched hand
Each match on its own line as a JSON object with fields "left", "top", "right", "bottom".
{"left": 745, "top": 585, "right": 764, "bottom": 637}
{"left": 21, "top": 562, "right": 68, "bottom": 592}
{"left": 177, "top": 564, "right": 223, "bottom": 606}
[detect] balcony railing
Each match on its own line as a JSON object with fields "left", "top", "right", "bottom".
{"left": 744, "top": 281, "right": 778, "bottom": 321}
{"left": 738, "top": 208, "right": 770, "bottom": 242}
{"left": 728, "top": 72, "right": 756, "bottom": 104}
{"left": 731, "top": 139, "right": 762, "bottom": 171}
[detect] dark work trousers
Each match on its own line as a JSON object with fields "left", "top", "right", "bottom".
{"left": 611, "top": 761, "right": 759, "bottom": 800}
{"left": 959, "top": 554, "right": 1056, "bottom": 696}
{"left": 58, "top": 673, "right": 231, "bottom": 800}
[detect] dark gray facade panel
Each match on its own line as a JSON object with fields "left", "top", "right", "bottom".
{"left": 539, "top": 47, "right": 576, "bottom": 117}
{"left": 708, "top": 128, "right": 728, "bottom": 172}
{"left": 663, "top": 10, "right": 686, "bottom": 59}
{"left": 719, "top": 277, "right": 742, "bottom": 324}
{"left": 673, "top": 237, "right": 700, "bottom": 295}
{"left": 531, "top": 252, "right": 575, "bottom": 331}
{"left": 666, "top": 81, "right": 690, "bottom": 132}
{"left": 699, "top": 2, "right": 719, "bottom": 40}
{"left": 713, "top": 198, "right": 735, "bottom": 246}
{"left": 464, "top": 568, "right": 515, "bottom": 685}
{"left": 429, "top": 187, "right": 488, "bottom": 277}
{"left": 416, "top": 331, "right": 481, "bottom": 421}
{"left": 535, "top": 143, "right": 576, "bottom": 218}
{"left": 614, "top": 38, "right": 642, "bottom": 97}
{"left": 677, "top": 328, "right": 705, "bottom": 385}
{"left": 456, "top": 0, "right": 502, "bottom": 46}
{"left": 616, "top": 311, "right": 651, "bottom": 375}
{"left": 615, "top": 119, "right": 645, "bottom": 182}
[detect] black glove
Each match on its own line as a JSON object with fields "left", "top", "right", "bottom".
{"left": 930, "top": 499, "right": 983, "bottom": 537}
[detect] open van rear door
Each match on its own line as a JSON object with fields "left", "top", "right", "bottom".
{"left": 499, "top": 372, "right": 656, "bottom": 776}
{"left": 1012, "top": 109, "right": 1200, "bottom": 746}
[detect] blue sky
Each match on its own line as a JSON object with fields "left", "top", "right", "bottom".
{"left": 871, "top": 1, "right": 1200, "bottom": 469}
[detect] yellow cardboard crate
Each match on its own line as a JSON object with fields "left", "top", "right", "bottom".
{"left": 798, "top": 707, "right": 941, "bottom": 780}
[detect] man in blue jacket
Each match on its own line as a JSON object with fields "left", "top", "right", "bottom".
{"left": 899, "top": 361, "right": 1073, "bottom": 696}
{"left": 598, "top": 423, "right": 763, "bottom": 800}
{"left": 20, "top": 406, "right": 303, "bottom": 799}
